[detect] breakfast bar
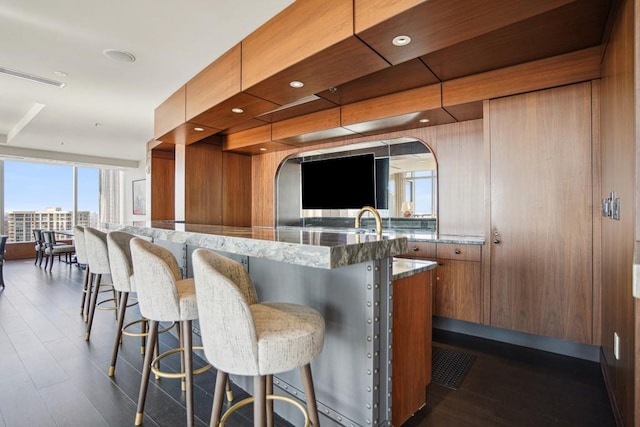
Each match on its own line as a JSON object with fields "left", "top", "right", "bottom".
{"left": 114, "top": 221, "right": 436, "bottom": 427}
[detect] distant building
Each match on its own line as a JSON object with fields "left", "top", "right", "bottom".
{"left": 5, "top": 207, "right": 91, "bottom": 242}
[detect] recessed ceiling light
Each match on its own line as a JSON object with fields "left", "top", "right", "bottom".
{"left": 231, "top": 107, "right": 244, "bottom": 114}
{"left": 419, "top": 118, "right": 430, "bottom": 123}
{"left": 194, "top": 127, "right": 204, "bottom": 132}
{"left": 259, "top": 147, "right": 267, "bottom": 151}
{"left": 289, "top": 80, "right": 304, "bottom": 88}
{"left": 392, "top": 35, "right": 412, "bottom": 46}
{"left": 54, "top": 70, "right": 68, "bottom": 77}
{"left": 103, "top": 49, "right": 136, "bottom": 63}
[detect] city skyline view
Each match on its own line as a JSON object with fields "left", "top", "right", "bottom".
{"left": 4, "top": 161, "right": 99, "bottom": 213}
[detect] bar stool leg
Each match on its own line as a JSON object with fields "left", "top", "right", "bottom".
{"left": 266, "top": 375, "right": 274, "bottom": 427}
{"left": 140, "top": 318, "right": 148, "bottom": 355}
{"left": 85, "top": 273, "right": 102, "bottom": 340}
{"left": 300, "top": 364, "right": 320, "bottom": 427}
{"left": 79, "top": 266, "right": 90, "bottom": 317}
{"left": 109, "top": 291, "right": 129, "bottom": 376}
{"left": 183, "top": 320, "right": 194, "bottom": 427}
{"left": 135, "top": 320, "right": 159, "bottom": 426}
{"left": 210, "top": 370, "right": 228, "bottom": 427}
{"left": 254, "top": 376, "right": 267, "bottom": 427}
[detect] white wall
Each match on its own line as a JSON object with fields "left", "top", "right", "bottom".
{"left": 121, "top": 166, "right": 147, "bottom": 225}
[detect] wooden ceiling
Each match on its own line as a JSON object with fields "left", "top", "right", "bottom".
{"left": 154, "top": 0, "right": 615, "bottom": 153}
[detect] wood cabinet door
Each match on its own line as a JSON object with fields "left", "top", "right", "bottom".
{"left": 392, "top": 270, "right": 432, "bottom": 426}
{"left": 435, "top": 259, "right": 481, "bottom": 323}
{"left": 489, "top": 82, "right": 593, "bottom": 344}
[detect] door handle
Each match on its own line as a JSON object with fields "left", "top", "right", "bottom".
{"left": 494, "top": 239, "right": 501, "bottom": 244}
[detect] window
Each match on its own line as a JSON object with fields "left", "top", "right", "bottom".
{"left": 404, "top": 170, "right": 437, "bottom": 217}
{"left": 3, "top": 161, "right": 100, "bottom": 242}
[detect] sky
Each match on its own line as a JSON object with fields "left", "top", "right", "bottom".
{"left": 4, "top": 161, "right": 99, "bottom": 212}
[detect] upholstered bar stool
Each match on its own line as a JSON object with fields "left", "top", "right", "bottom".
{"left": 191, "top": 248, "right": 325, "bottom": 427}
{"left": 106, "top": 231, "right": 175, "bottom": 377}
{"left": 73, "top": 225, "right": 92, "bottom": 321}
{"left": 129, "top": 237, "right": 212, "bottom": 427}
{"left": 84, "top": 227, "right": 117, "bottom": 341}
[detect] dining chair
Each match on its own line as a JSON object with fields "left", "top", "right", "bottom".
{"left": 42, "top": 231, "right": 75, "bottom": 272}
{"left": 33, "top": 229, "right": 45, "bottom": 266}
{"left": 0, "top": 235, "right": 7, "bottom": 288}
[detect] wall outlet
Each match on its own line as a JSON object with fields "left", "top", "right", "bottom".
{"left": 614, "top": 332, "right": 620, "bottom": 360}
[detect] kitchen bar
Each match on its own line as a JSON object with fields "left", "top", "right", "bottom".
{"left": 113, "top": 221, "right": 437, "bottom": 426}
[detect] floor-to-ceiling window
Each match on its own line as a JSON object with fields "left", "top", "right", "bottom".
{"left": 2, "top": 160, "right": 100, "bottom": 242}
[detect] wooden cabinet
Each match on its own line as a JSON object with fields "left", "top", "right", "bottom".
{"left": 488, "top": 82, "right": 593, "bottom": 344}
{"left": 399, "top": 242, "right": 482, "bottom": 323}
{"left": 435, "top": 243, "right": 482, "bottom": 323}
{"left": 392, "top": 269, "right": 432, "bottom": 427}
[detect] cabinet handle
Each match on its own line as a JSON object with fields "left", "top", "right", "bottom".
{"left": 454, "top": 249, "right": 461, "bottom": 255}
{"left": 438, "top": 262, "right": 444, "bottom": 266}
{"left": 412, "top": 247, "right": 420, "bottom": 252}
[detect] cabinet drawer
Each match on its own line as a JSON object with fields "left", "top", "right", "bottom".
{"left": 401, "top": 241, "right": 436, "bottom": 260}
{"left": 436, "top": 243, "right": 481, "bottom": 261}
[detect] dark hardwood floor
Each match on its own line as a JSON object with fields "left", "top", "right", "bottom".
{"left": 408, "top": 331, "right": 616, "bottom": 427}
{"left": 0, "top": 259, "right": 616, "bottom": 427}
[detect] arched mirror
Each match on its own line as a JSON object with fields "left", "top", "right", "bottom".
{"left": 275, "top": 137, "right": 437, "bottom": 233}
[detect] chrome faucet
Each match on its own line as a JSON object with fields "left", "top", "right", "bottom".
{"left": 355, "top": 206, "right": 382, "bottom": 236}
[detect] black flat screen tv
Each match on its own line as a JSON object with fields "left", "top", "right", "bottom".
{"left": 301, "top": 154, "right": 377, "bottom": 209}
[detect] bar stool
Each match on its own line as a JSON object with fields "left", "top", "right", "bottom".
{"left": 129, "top": 237, "right": 213, "bottom": 427}
{"left": 73, "top": 225, "right": 92, "bottom": 321}
{"left": 107, "top": 231, "right": 175, "bottom": 377}
{"left": 191, "top": 247, "right": 325, "bottom": 427}
{"left": 84, "top": 227, "right": 117, "bottom": 341}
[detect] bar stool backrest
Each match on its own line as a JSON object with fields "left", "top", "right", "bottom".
{"left": 107, "top": 231, "right": 136, "bottom": 293}
{"left": 84, "top": 227, "right": 110, "bottom": 275}
{"left": 129, "top": 237, "right": 184, "bottom": 321}
{"left": 73, "top": 225, "right": 88, "bottom": 265}
{"left": 192, "top": 248, "right": 261, "bottom": 376}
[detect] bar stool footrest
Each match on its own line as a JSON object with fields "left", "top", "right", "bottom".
{"left": 150, "top": 346, "right": 212, "bottom": 379}
{"left": 219, "top": 394, "right": 310, "bottom": 427}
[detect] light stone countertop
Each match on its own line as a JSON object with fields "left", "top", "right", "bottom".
{"left": 392, "top": 258, "right": 438, "bottom": 280}
{"left": 113, "top": 222, "right": 409, "bottom": 270}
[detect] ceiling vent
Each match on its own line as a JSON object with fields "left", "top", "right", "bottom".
{"left": 0, "top": 67, "right": 66, "bottom": 88}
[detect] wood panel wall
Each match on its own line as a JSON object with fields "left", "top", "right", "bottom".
{"left": 251, "top": 120, "right": 484, "bottom": 231}
{"left": 599, "top": 0, "right": 636, "bottom": 424}
{"left": 150, "top": 150, "right": 175, "bottom": 221}
{"left": 185, "top": 140, "right": 223, "bottom": 225}
{"left": 222, "top": 152, "right": 252, "bottom": 227}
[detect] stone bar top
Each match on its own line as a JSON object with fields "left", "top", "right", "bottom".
{"left": 392, "top": 258, "right": 438, "bottom": 280}
{"left": 113, "top": 221, "right": 409, "bottom": 269}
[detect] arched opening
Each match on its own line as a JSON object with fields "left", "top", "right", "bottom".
{"left": 275, "top": 137, "right": 438, "bottom": 233}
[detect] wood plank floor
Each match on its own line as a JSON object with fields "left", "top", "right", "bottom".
{"left": 0, "top": 259, "right": 616, "bottom": 426}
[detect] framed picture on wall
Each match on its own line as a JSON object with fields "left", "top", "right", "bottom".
{"left": 132, "top": 179, "right": 146, "bottom": 215}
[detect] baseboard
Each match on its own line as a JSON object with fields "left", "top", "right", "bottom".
{"left": 599, "top": 347, "right": 624, "bottom": 426}
{"left": 433, "top": 316, "right": 600, "bottom": 362}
